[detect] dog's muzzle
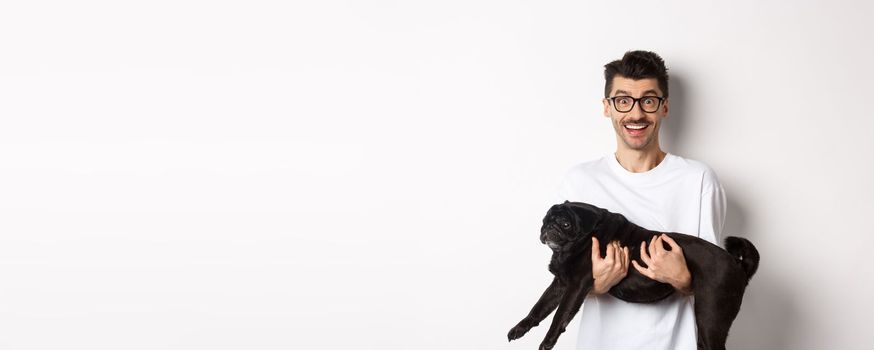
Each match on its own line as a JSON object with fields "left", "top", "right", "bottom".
{"left": 541, "top": 225, "right": 562, "bottom": 249}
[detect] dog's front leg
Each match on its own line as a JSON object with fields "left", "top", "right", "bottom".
{"left": 538, "top": 276, "right": 592, "bottom": 350}
{"left": 508, "top": 277, "right": 565, "bottom": 341}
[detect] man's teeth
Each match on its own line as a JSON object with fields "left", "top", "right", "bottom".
{"left": 625, "top": 124, "right": 648, "bottom": 130}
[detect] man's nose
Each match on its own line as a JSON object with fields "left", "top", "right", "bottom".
{"left": 628, "top": 100, "right": 647, "bottom": 118}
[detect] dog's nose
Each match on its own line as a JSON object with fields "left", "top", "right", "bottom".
{"left": 540, "top": 231, "right": 547, "bottom": 244}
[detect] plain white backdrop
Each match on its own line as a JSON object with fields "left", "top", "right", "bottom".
{"left": 1, "top": 1, "right": 872, "bottom": 349}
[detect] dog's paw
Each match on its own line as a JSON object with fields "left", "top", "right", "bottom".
{"left": 538, "top": 342, "right": 555, "bottom": 350}
{"left": 507, "top": 321, "right": 533, "bottom": 341}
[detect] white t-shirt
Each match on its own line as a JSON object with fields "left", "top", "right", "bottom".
{"left": 552, "top": 153, "right": 726, "bottom": 350}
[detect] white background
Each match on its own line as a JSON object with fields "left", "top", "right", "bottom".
{"left": 1, "top": 1, "right": 872, "bottom": 349}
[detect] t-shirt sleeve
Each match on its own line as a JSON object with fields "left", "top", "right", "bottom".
{"left": 698, "top": 169, "right": 727, "bottom": 247}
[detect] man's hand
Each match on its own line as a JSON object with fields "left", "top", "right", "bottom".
{"left": 590, "top": 237, "right": 629, "bottom": 295}
{"left": 631, "top": 234, "right": 693, "bottom": 295}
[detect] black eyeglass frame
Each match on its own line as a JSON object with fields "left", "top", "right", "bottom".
{"left": 606, "top": 96, "right": 666, "bottom": 113}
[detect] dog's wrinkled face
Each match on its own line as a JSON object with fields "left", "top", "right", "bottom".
{"left": 540, "top": 201, "right": 603, "bottom": 251}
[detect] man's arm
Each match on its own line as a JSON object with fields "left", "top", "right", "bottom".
{"left": 698, "top": 169, "right": 727, "bottom": 247}
{"left": 630, "top": 169, "right": 727, "bottom": 295}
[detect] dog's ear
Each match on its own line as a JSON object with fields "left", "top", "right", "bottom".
{"left": 564, "top": 200, "right": 569, "bottom": 204}
{"left": 565, "top": 202, "right": 602, "bottom": 234}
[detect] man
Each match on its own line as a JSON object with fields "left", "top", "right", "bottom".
{"left": 553, "top": 50, "right": 726, "bottom": 350}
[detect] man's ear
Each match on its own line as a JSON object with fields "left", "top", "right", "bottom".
{"left": 662, "top": 98, "right": 669, "bottom": 117}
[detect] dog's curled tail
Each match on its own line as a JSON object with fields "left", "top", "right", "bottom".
{"left": 724, "top": 236, "right": 759, "bottom": 282}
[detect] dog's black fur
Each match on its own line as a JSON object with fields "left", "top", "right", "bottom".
{"left": 508, "top": 201, "right": 759, "bottom": 350}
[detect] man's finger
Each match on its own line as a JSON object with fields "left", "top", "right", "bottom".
{"left": 591, "top": 237, "right": 601, "bottom": 261}
{"left": 613, "top": 242, "right": 622, "bottom": 267}
{"left": 605, "top": 242, "right": 615, "bottom": 263}
{"left": 639, "top": 241, "right": 652, "bottom": 265}
{"left": 648, "top": 235, "right": 658, "bottom": 258}
{"left": 631, "top": 260, "right": 652, "bottom": 278}
{"left": 661, "top": 234, "right": 682, "bottom": 252}
{"left": 654, "top": 235, "right": 666, "bottom": 255}
{"left": 621, "top": 246, "right": 629, "bottom": 270}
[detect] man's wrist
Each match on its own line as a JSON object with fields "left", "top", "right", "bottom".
{"left": 591, "top": 280, "right": 607, "bottom": 295}
{"left": 670, "top": 270, "right": 693, "bottom": 295}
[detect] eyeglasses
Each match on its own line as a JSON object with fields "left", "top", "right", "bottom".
{"left": 607, "top": 96, "right": 665, "bottom": 113}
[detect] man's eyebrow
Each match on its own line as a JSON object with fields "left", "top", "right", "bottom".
{"left": 611, "top": 89, "right": 662, "bottom": 97}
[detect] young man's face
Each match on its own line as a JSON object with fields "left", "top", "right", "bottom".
{"left": 602, "top": 76, "right": 669, "bottom": 152}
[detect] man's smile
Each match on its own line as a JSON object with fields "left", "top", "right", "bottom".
{"left": 623, "top": 122, "right": 651, "bottom": 136}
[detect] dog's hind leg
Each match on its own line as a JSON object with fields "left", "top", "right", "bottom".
{"left": 508, "top": 277, "right": 566, "bottom": 341}
{"left": 693, "top": 289, "right": 744, "bottom": 350}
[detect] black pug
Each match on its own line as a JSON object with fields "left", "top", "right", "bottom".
{"left": 508, "top": 201, "right": 759, "bottom": 350}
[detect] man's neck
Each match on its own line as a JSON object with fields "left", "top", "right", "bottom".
{"left": 614, "top": 148, "right": 667, "bottom": 173}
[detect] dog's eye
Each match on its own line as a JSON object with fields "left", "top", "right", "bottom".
{"left": 562, "top": 222, "right": 570, "bottom": 228}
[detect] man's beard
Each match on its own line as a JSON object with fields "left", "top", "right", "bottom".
{"left": 622, "top": 133, "right": 653, "bottom": 150}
